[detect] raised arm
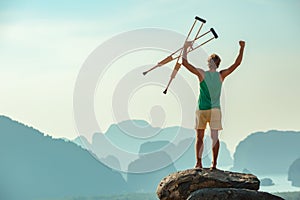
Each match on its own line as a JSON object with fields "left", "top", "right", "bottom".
{"left": 220, "top": 41, "right": 245, "bottom": 80}
{"left": 182, "top": 41, "right": 204, "bottom": 82}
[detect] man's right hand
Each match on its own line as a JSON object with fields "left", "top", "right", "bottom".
{"left": 184, "top": 40, "right": 193, "bottom": 49}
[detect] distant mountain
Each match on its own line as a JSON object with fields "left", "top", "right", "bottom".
{"left": 288, "top": 158, "right": 300, "bottom": 187}
{"left": 72, "top": 120, "right": 234, "bottom": 193}
{"left": 73, "top": 135, "right": 93, "bottom": 150}
{"left": 0, "top": 116, "right": 128, "bottom": 200}
{"left": 75, "top": 120, "right": 195, "bottom": 172}
{"left": 127, "top": 145, "right": 177, "bottom": 192}
{"left": 104, "top": 120, "right": 192, "bottom": 154}
{"left": 73, "top": 120, "right": 233, "bottom": 172}
{"left": 72, "top": 120, "right": 233, "bottom": 192}
{"left": 232, "top": 130, "right": 300, "bottom": 175}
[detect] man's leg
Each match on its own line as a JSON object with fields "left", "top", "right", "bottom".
{"left": 195, "top": 129, "right": 205, "bottom": 168}
{"left": 210, "top": 129, "right": 220, "bottom": 169}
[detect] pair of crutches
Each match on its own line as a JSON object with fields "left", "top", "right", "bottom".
{"left": 143, "top": 16, "right": 218, "bottom": 94}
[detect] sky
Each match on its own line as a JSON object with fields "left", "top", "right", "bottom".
{"left": 0, "top": 0, "right": 300, "bottom": 153}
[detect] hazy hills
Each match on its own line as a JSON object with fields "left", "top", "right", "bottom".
{"left": 0, "top": 115, "right": 234, "bottom": 199}
{"left": 0, "top": 116, "right": 127, "bottom": 200}
{"left": 1, "top": 115, "right": 299, "bottom": 200}
{"left": 232, "top": 130, "right": 300, "bottom": 175}
{"left": 74, "top": 119, "right": 234, "bottom": 172}
{"left": 72, "top": 120, "right": 235, "bottom": 192}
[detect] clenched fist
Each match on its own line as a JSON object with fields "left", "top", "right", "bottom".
{"left": 239, "top": 40, "right": 245, "bottom": 47}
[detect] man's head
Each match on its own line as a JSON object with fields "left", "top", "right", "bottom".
{"left": 208, "top": 54, "right": 221, "bottom": 69}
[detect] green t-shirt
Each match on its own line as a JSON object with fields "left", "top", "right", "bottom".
{"left": 198, "top": 71, "right": 222, "bottom": 110}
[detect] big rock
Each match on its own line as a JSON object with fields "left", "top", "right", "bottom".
{"left": 157, "top": 168, "right": 259, "bottom": 200}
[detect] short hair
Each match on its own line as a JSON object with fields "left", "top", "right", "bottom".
{"left": 208, "top": 54, "right": 221, "bottom": 69}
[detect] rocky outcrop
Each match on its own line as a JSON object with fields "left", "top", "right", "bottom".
{"left": 187, "top": 188, "right": 283, "bottom": 200}
{"left": 260, "top": 178, "right": 275, "bottom": 186}
{"left": 288, "top": 158, "right": 300, "bottom": 187}
{"left": 156, "top": 168, "right": 282, "bottom": 200}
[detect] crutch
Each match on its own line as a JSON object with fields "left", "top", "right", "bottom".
{"left": 163, "top": 28, "right": 218, "bottom": 94}
{"left": 142, "top": 16, "right": 206, "bottom": 76}
{"left": 163, "top": 28, "right": 218, "bottom": 61}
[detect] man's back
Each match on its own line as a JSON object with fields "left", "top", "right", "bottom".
{"left": 199, "top": 71, "right": 222, "bottom": 110}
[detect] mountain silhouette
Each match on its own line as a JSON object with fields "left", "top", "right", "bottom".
{"left": 104, "top": 120, "right": 191, "bottom": 154}
{"left": 79, "top": 120, "right": 194, "bottom": 172}
{"left": 72, "top": 120, "right": 233, "bottom": 192}
{"left": 0, "top": 116, "right": 127, "bottom": 200}
{"left": 74, "top": 120, "right": 233, "bottom": 172}
{"left": 288, "top": 157, "right": 300, "bottom": 187}
{"left": 127, "top": 149, "right": 177, "bottom": 192}
{"left": 232, "top": 130, "right": 300, "bottom": 175}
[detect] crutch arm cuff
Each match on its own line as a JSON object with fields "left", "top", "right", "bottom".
{"left": 195, "top": 16, "right": 206, "bottom": 23}
{"left": 210, "top": 28, "right": 218, "bottom": 39}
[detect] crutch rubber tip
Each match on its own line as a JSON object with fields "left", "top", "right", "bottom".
{"left": 210, "top": 28, "right": 218, "bottom": 39}
{"left": 163, "top": 89, "right": 168, "bottom": 94}
{"left": 142, "top": 71, "right": 148, "bottom": 76}
{"left": 195, "top": 16, "right": 206, "bottom": 23}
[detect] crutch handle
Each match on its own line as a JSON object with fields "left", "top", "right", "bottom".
{"left": 195, "top": 16, "right": 206, "bottom": 23}
{"left": 158, "top": 55, "right": 173, "bottom": 65}
{"left": 210, "top": 28, "right": 218, "bottom": 39}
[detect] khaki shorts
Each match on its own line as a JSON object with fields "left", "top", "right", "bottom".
{"left": 195, "top": 108, "right": 223, "bottom": 130}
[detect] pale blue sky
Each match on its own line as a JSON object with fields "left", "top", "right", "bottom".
{"left": 0, "top": 0, "right": 299, "bottom": 152}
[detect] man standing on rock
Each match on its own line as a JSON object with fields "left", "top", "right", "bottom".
{"left": 182, "top": 40, "right": 245, "bottom": 169}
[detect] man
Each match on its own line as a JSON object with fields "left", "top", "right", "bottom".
{"left": 182, "top": 40, "right": 245, "bottom": 169}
